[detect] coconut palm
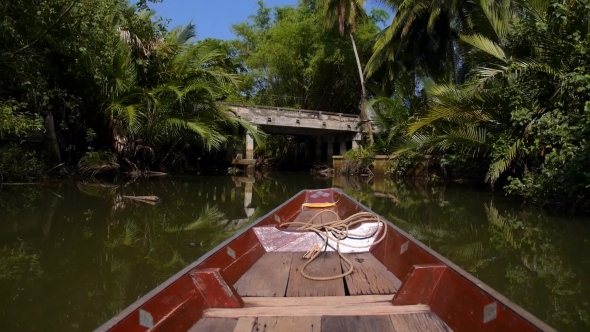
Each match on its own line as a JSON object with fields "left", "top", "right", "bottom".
{"left": 363, "top": 1, "right": 480, "bottom": 160}
{"left": 366, "top": 0, "right": 477, "bottom": 84}
{"left": 315, "top": 0, "right": 375, "bottom": 144}
{"left": 403, "top": 0, "right": 562, "bottom": 184}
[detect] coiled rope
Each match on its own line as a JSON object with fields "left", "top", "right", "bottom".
{"left": 279, "top": 209, "right": 387, "bottom": 281}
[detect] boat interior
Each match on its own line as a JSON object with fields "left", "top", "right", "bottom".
{"left": 98, "top": 189, "right": 554, "bottom": 332}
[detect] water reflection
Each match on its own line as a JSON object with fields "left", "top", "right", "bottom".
{"left": 0, "top": 174, "right": 332, "bottom": 331}
{"left": 0, "top": 174, "right": 589, "bottom": 331}
{"left": 335, "top": 177, "right": 590, "bottom": 332}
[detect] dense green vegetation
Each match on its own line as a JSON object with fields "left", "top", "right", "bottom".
{"left": 2, "top": 0, "right": 590, "bottom": 207}
{"left": 0, "top": 0, "right": 260, "bottom": 181}
{"left": 228, "top": 1, "right": 385, "bottom": 115}
{"left": 366, "top": 0, "right": 590, "bottom": 209}
{"left": 230, "top": 0, "right": 590, "bottom": 208}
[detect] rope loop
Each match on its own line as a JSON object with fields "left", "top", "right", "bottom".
{"left": 279, "top": 209, "right": 387, "bottom": 281}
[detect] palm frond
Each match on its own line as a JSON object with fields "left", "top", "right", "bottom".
{"left": 166, "top": 118, "right": 227, "bottom": 151}
{"left": 444, "top": 241, "right": 484, "bottom": 261}
{"left": 426, "top": 7, "right": 441, "bottom": 34}
{"left": 485, "top": 204, "right": 521, "bottom": 249}
{"left": 165, "top": 205, "right": 225, "bottom": 232}
{"left": 105, "top": 102, "right": 144, "bottom": 134}
{"left": 445, "top": 126, "right": 488, "bottom": 145}
{"left": 167, "top": 24, "right": 196, "bottom": 47}
{"left": 516, "top": 0, "right": 550, "bottom": 23}
{"left": 509, "top": 58, "right": 560, "bottom": 77}
{"left": 393, "top": 132, "right": 436, "bottom": 154}
{"left": 408, "top": 103, "right": 480, "bottom": 135}
{"left": 485, "top": 139, "right": 522, "bottom": 183}
{"left": 225, "top": 115, "right": 267, "bottom": 146}
{"left": 365, "top": 29, "right": 397, "bottom": 78}
{"left": 462, "top": 64, "right": 508, "bottom": 91}
{"left": 479, "top": 0, "right": 512, "bottom": 39}
{"left": 460, "top": 33, "right": 507, "bottom": 62}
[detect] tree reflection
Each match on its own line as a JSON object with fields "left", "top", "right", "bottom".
{"left": 0, "top": 186, "right": 43, "bottom": 215}
{"left": 337, "top": 177, "right": 590, "bottom": 331}
{"left": 1, "top": 176, "right": 588, "bottom": 331}
{"left": 485, "top": 205, "right": 588, "bottom": 330}
{"left": 0, "top": 240, "right": 43, "bottom": 282}
{"left": 91, "top": 176, "right": 283, "bottom": 322}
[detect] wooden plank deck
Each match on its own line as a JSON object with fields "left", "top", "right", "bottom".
{"left": 234, "top": 252, "right": 400, "bottom": 297}
{"left": 192, "top": 297, "right": 453, "bottom": 331}
{"left": 343, "top": 253, "right": 402, "bottom": 295}
{"left": 322, "top": 316, "right": 395, "bottom": 332}
{"left": 286, "top": 252, "right": 345, "bottom": 297}
{"left": 190, "top": 315, "right": 452, "bottom": 331}
{"left": 249, "top": 316, "right": 321, "bottom": 332}
{"left": 187, "top": 318, "right": 237, "bottom": 332}
{"left": 190, "top": 314, "right": 452, "bottom": 332}
{"left": 234, "top": 252, "right": 293, "bottom": 297}
{"left": 232, "top": 317, "right": 257, "bottom": 332}
{"left": 390, "top": 313, "right": 453, "bottom": 331}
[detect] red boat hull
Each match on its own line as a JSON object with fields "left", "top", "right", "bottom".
{"left": 95, "top": 188, "right": 555, "bottom": 332}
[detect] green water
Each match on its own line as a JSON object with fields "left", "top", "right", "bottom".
{"left": 0, "top": 174, "right": 589, "bottom": 331}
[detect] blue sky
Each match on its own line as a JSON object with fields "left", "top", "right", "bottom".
{"left": 150, "top": 0, "right": 301, "bottom": 40}
{"left": 150, "top": 0, "right": 384, "bottom": 41}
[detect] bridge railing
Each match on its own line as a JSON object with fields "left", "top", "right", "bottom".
{"left": 222, "top": 103, "right": 360, "bottom": 119}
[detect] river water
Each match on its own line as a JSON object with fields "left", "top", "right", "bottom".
{"left": 0, "top": 173, "right": 589, "bottom": 331}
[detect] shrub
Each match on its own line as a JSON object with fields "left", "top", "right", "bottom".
{"left": 340, "top": 146, "right": 375, "bottom": 175}
{"left": 0, "top": 144, "right": 43, "bottom": 182}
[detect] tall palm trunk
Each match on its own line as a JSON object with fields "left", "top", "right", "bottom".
{"left": 350, "top": 32, "right": 374, "bottom": 144}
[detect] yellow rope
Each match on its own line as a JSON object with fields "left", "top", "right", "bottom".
{"left": 279, "top": 209, "right": 387, "bottom": 281}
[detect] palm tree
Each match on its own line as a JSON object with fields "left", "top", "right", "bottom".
{"left": 401, "top": 0, "right": 560, "bottom": 184}
{"left": 366, "top": 0, "right": 480, "bottom": 84}
{"left": 316, "top": 0, "right": 375, "bottom": 144}
{"left": 99, "top": 22, "right": 263, "bottom": 171}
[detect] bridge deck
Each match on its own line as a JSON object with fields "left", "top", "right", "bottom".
{"left": 228, "top": 105, "right": 362, "bottom": 135}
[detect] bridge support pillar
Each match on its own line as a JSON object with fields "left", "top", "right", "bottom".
{"left": 244, "top": 181, "right": 254, "bottom": 217}
{"left": 340, "top": 141, "right": 347, "bottom": 155}
{"left": 246, "top": 130, "right": 255, "bottom": 159}
{"left": 245, "top": 127, "right": 256, "bottom": 175}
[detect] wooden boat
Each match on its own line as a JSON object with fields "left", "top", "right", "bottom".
{"left": 95, "top": 188, "right": 555, "bottom": 332}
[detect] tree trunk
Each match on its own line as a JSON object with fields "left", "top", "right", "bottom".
{"left": 43, "top": 113, "right": 62, "bottom": 163}
{"left": 350, "top": 33, "right": 374, "bottom": 145}
{"left": 112, "top": 124, "right": 128, "bottom": 155}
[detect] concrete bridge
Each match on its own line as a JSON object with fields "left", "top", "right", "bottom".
{"left": 227, "top": 104, "right": 363, "bottom": 171}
